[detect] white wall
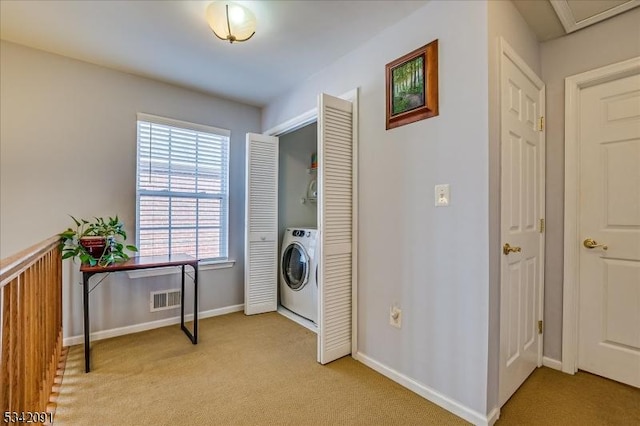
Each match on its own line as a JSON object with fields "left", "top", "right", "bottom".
{"left": 487, "top": 0, "right": 541, "bottom": 412}
{"left": 0, "top": 40, "right": 261, "bottom": 338}
{"left": 540, "top": 7, "right": 640, "bottom": 361}
{"left": 264, "top": 1, "right": 491, "bottom": 420}
{"left": 278, "top": 122, "right": 318, "bottom": 249}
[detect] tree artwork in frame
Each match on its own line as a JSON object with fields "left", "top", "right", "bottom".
{"left": 386, "top": 39, "right": 439, "bottom": 130}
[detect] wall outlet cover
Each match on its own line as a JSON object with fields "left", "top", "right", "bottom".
{"left": 390, "top": 306, "right": 402, "bottom": 328}
{"left": 435, "top": 184, "right": 450, "bottom": 207}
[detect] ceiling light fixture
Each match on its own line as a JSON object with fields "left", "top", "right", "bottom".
{"left": 206, "top": 2, "right": 256, "bottom": 44}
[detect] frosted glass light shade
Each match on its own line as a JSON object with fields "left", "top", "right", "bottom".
{"left": 206, "top": 2, "right": 256, "bottom": 43}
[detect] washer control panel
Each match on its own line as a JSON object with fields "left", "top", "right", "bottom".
{"left": 292, "top": 229, "right": 314, "bottom": 237}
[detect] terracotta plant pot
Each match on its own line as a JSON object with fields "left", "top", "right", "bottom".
{"left": 79, "top": 236, "right": 108, "bottom": 259}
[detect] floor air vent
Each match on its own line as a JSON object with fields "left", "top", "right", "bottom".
{"left": 150, "top": 289, "right": 181, "bottom": 312}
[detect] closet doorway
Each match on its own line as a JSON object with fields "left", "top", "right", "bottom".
{"left": 245, "top": 90, "right": 359, "bottom": 364}
{"left": 277, "top": 122, "right": 319, "bottom": 331}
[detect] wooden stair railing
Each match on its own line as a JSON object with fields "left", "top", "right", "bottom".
{"left": 1, "top": 235, "right": 67, "bottom": 422}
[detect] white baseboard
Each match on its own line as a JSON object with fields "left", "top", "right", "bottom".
{"left": 356, "top": 351, "right": 493, "bottom": 426}
{"left": 542, "top": 356, "right": 563, "bottom": 371}
{"left": 486, "top": 406, "right": 500, "bottom": 425}
{"left": 63, "top": 304, "right": 244, "bottom": 346}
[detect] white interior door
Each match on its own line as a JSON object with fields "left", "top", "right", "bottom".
{"left": 577, "top": 73, "right": 640, "bottom": 388}
{"left": 244, "top": 133, "right": 279, "bottom": 315}
{"left": 317, "top": 93, "right": 354, "bottom": 364}
{"left": 499, "top": 42, "right": 545, "bottom": 406}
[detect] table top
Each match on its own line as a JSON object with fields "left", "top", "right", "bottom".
{"left": 80, "top": 254, "right": 197, "bottom": 273}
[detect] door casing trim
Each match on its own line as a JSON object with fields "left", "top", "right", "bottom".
{"left": 562, "top": 56, "right": 640, "bottom": 374}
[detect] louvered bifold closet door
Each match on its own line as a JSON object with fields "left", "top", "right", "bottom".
{"left": 244, "top": 133, "right": 279, "bottom": 315}
{"left": 318, "top": 93, "right": 354, "bottom": 364}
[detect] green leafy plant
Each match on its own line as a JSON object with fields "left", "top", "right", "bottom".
{"left": 59, "top": 215, "right": 138, "bottom": 266}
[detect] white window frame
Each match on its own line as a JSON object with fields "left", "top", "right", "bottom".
{"left": 135, "top": 113, "right": 230, "bottom": 262}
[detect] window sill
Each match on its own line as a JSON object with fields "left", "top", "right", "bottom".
{"left": 127, "top": 259, "right": 235, "bottom": 279}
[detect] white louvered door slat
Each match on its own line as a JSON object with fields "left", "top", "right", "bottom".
{"left": 245, "top": 133, "right": 279, "bottom": 315}
{"left": 318, "top": 93, "right": 354, "bottom": 364}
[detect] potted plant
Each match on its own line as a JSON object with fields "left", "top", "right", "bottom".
{"left": 59, "top": 215, "right": 138, "bottom": 266}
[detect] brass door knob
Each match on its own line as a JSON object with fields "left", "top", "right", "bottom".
{"left": 583, "top": 238, "right": 608, "bottom": 250}
{"left": 503, "top": 243, "right": 522, "bottom": 255}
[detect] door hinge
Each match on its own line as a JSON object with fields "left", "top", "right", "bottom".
{"left": 539, "top": 218, "right": 545, "bottom": 233}
{"left": 538, "top": 320, "right": 543, "bottom": 334}
{"left": 538, "top": 116, "right": 544, "bottom": 131}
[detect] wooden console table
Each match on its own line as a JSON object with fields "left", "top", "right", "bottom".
{"left": 80, "top": 254, "right": 198, "bottom": 373}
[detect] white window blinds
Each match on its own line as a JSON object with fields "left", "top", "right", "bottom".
{"left": 136, "top": 113, "right": 230, "bottom": 260}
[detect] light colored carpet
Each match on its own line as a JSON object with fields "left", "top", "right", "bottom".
{"left": 54, "top": 311, "right": 640, "bottom": 425}
{"left": 497, "top": 365, "right": 640, "bottom": 425}
{"left": 54, "top": 312, "right": 469, "bottom": 425}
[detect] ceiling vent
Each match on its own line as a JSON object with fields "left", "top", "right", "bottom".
{"left": 550, "top": 0, "right": 640, "bottom": 34}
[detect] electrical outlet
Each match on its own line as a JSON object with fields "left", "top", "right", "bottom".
{"left": 435, "top": 184, "right": 450, "bottom": 207}
{"left": 390, "top": 306, "right": 402, "bottom": 328}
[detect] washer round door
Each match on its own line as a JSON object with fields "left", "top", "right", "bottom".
{"left": 282, "top": 242, "right": 310, "bottom": 291}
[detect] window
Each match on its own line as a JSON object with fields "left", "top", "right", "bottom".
{"left": 136, "top": 113, "right": 229, "bottom": 261}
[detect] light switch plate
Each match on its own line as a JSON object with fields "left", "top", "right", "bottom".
{"left": 435, "top": 184, "right": 450, "bottom": 207}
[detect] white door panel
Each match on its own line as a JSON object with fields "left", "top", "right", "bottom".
{"left": 499, "top": 43, "right": 545, "bottom": 407}
{"left": 245, "top": 133, "right": 279, "bottom": 315}
{"left": 318, "top": 93, "right": 354, "bottom": 364}
{"left": 578, "top": 73, "right": 640, "bottom": 387}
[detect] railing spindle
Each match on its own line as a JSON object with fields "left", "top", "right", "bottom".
{"left": 0, "top": 236, "right": 65, "bottom": 416}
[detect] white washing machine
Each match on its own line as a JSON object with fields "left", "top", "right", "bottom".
{"left": 280, "top": 228, "right": 318, "bottom": 324}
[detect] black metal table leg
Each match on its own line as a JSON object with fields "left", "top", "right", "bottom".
{"left": 179, "top": 263, "right": 198, "bottom": 344}
{"left": 83, "top": 272, "right": 91, "bottom": 373}
{"left": 193, "top": 263, "right": 198, "bottom": 344}
{"left": 180, "top": 264, "right": 185, "bottom": 332}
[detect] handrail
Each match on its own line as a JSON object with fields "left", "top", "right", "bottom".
{"left": 0, "top": 235, "right": 60, "bottom": 287}
{"left": 1, "top": 234, "right": 66, "bottom": 417}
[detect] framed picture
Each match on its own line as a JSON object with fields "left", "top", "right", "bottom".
{"left": 385, "top": 39, "right": 439, "bottom": 130}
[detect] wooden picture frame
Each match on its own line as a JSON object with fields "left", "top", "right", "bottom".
{"left": 385, "top": 39, "right": 439, "bottom": 130}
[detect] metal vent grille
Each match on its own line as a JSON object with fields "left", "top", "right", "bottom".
{"left": 150, "top": 289, "right": 181, "bottom": 312}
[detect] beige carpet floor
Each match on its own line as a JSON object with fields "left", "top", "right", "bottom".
{"left": 54, "top": 312, "right": 639, "bottom": 425}
{"left": 54, "top": 312, "right": 468, "bottom": 425}
{"left": 497, "top": 365, "right": 640, "bottom": 425}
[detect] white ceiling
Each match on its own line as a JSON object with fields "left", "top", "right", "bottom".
{"left": 2, "top": 1, "right": 638, "bottom": 106}
{"left": 0, "top": 0, "right": 428, "bottom": 107}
